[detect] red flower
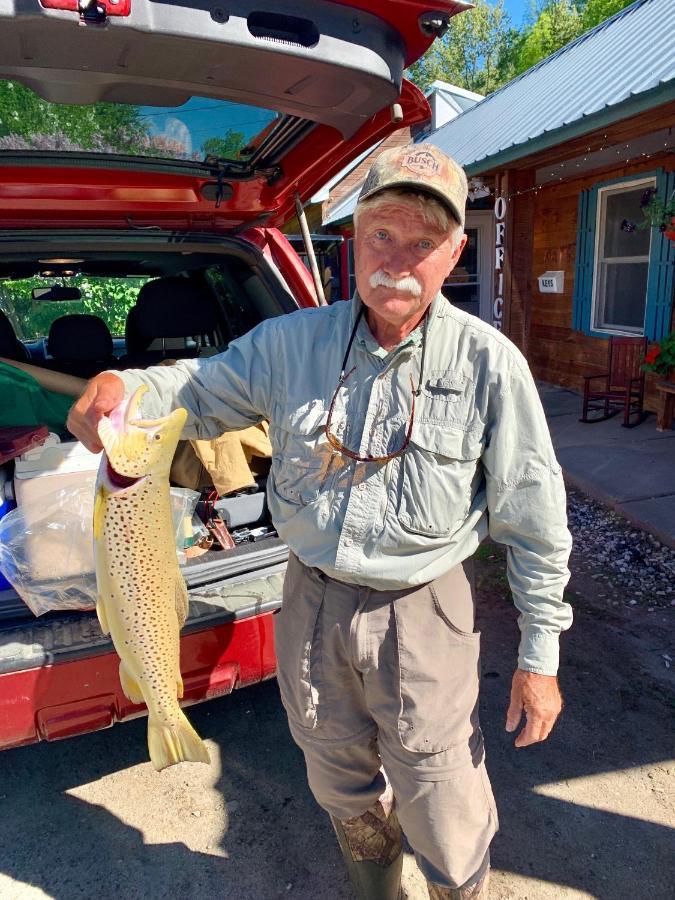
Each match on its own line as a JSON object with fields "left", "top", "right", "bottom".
{"left": 645, "top": 347, "right": 661, "bottom": 364}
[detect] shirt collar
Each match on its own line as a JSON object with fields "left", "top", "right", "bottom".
{"left": 349, "top": 292, "right": 447, "bottom": 358}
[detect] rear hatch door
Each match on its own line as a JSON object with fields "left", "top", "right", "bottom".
{"left": 0, "top": 0, "right": 469, "bottom": 230}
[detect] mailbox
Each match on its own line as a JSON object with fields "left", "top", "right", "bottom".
{"left": 538, "top": 271, "right": 564, "bottom": 293}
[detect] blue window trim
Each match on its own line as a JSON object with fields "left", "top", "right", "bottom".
{"left": 572, "top": 168, "right": 674, "bottom": 341}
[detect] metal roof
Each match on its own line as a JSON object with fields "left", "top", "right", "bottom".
{"left": 429, "top": 0, "right": 675, "bottom": 174}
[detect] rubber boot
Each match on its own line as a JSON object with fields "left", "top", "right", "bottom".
{"left": 330, "top": 793, "right": 403, "bottom": 900}
{"left": 426, "top": 866, "right": 490, "bottom": 899}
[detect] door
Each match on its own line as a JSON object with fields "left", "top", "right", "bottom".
{"left": 442, "top": 211, "right": 493, "bottom": 323}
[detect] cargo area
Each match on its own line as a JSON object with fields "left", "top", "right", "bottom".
{"left": 0, "top": 231, "right": 300, "bottom": 634}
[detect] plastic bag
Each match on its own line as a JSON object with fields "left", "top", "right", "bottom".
{"left": 0, "top": 483, "right": 201, "bottom": 617}
{"left": 171, "top": 488, "right": 201, "bottom": 565}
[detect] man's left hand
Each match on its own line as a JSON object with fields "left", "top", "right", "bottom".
{"left": 505, "top": 669, "right": 563, "bottom": 748}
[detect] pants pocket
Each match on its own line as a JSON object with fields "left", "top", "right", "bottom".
{"left": 274, "top": 554, "right": 326, "bottom": 732}
{"left": 395, "top": 567, "right": 480, "bottom": 753}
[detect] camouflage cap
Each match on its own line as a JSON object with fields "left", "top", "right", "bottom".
{"left": 357, "top": 143, "right": 468, "bottom": 229}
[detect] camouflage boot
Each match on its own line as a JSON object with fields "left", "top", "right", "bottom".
{"left": 426, "top": 867, "right": 490, "bottom": 900}
{"left": 330, "top": 789, "right": 403, "bottom": 900}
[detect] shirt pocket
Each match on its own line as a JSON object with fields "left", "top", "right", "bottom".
{"left": 421, "top": 371, "right": 473, "bottom": 426}
{"left": 271, "top": 403, "right": 333, "bottom": 507}
{"left": 397, "top": 423, "right": 482, "bottom": 537}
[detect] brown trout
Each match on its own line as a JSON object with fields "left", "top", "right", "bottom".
{"left": 93, "top": 386, "right": 210, "bottom": 770}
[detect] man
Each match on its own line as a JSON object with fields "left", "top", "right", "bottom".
{"left": 68, "top": 144, "right": 572, "bottom": 899}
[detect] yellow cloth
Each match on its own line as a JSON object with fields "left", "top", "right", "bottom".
{"left": 171, "top": 423, "right": 272, "bottom": 496}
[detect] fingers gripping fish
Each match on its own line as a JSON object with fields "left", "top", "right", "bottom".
{"left": 93, "top": 386, "right": 210, "bottom": 770}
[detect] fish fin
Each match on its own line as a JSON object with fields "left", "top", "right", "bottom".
{"left": 95, "top": 596, "right": 110, "bottom": 636}
{"left": 147, "top": 709, "right": 211, "bottom": 771}
{"left": 177, "top": 676, "right": 184, "bottom": 700}
{"left": 175, "top": 576, "right": 189, "bottom": 629}
{"left": 119, "top": 662, "right": 145, "bottom": 705}
{"left": 93, "top": 486, "right": 105, "bottom": 542}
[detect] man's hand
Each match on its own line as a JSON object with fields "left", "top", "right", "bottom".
{"left": 66, "top": 372, "right": 125, "bottom": 453}
{"left": 505, "top": 668, "right": 563, "bottom": 748}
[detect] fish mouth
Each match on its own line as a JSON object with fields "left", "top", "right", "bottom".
{"left": 106, "top": 459, "right": 142, "bottom": 489}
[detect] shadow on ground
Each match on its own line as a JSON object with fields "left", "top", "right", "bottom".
{"left": 1, "top": 554, "right": 673, "bottom": 899}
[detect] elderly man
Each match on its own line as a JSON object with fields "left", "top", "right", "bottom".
{"left": 68, "top": 144, "right": 572, "bottom": 899}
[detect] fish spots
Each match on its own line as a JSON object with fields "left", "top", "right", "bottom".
{"left": 97, "top": 400, "right": 191, "bottom": 749}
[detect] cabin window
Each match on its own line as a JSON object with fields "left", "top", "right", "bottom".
{"left": 591, "top": 178, "right": 654, "bottom": 334}
{"left": 573, "top": 169, "right": 674, "bottom": 342}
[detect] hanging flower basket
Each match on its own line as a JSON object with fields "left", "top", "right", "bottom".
{"left": 621, "top": 188, "right": 675, "bottom": 240}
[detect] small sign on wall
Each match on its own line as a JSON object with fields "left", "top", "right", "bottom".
{"left": 538, "top": 271, "right": 564, "bottom": 293}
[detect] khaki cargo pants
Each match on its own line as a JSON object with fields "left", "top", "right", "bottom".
{"left": 274, "top": 553, "right": 498, "bottom": 889}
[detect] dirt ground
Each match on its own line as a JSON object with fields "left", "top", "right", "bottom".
{"left": 1, "top": 536, "right": 673, "bottom": 900}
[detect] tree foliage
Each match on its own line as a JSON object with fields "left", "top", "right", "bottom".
{"left": 0, "top": 81, "right": 147, "bottom": 153}
{"left": 580, "top": 0, "right": 635, "bottom": 30}
{"left": 202, "top": 130, "right": 246, "bottom": 160}
{"left": 514, "top": 1, "right": 583, "bottom": 75}
{"left": 0, "top": 277, "right": 145, "bottom": 340}
{"left": 407, "top": 0, "right": 635, "bottom": 96}
{"left": 407, "top": 0, "right": 516, "bottom": 95}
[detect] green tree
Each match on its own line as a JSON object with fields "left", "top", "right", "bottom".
{"left": 407, "top": 0, "right": 515, "bottom": 96}
{"left": 579, "top": 0, "right": 635, "bottom": 30}
{"left": 0, "top": 277, "right": 145, "bottom": 340}
{"left": 0, "top": 81, "right": 148, "bottom": 152}
{"left": 514, "top": 1, "right": 583, "bottom": 74}
{"left": 202, "top": 130, "right": 246, "bottom": 160}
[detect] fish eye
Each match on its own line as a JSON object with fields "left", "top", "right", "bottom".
{"left": 153, "top": 433, "right": 162, "bottom": 441}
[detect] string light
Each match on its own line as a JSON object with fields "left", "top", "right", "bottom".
{"left": 473, "top": 139, "right": 675, "bottom": 204}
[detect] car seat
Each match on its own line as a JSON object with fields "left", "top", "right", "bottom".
{"left": 120, "top": 276, "right": 221, "bottom": 368}
{"left": 0, "top": 310, "right": 31, "bottom": 362}
{"left": 45, "top": 313, "right": 116, "bottom": 379}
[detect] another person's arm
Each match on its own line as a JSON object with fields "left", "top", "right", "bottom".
{"left": 481, "top": 350, "right": 573, "bottom": 747}
{"left": 68, "top": 321, "right": 276, "bottom": 453}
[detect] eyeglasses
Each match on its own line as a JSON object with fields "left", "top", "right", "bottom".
{"left": 324, "top": 306, "right": 428, "bottom": 464}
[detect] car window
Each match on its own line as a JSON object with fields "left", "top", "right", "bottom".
{"left": 0, "top": 81, "right": 278, "bottom": 163}
{"left": 0, "top": 276, "right": 148, "bottom": 340}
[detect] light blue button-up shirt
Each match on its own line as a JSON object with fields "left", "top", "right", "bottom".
{"left": 117, "top": 294, "right": 572, "bottom": 675}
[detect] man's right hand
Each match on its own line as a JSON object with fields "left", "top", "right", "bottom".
{"left": 66, "top": 372, "right": 125, "bottom": 453}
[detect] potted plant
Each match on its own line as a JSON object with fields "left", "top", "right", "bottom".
{"left": 621, "top": 187, "right": 675, "bottom": 241}
{"left": 643, "top": 331, "right": 675, "bottom": 383}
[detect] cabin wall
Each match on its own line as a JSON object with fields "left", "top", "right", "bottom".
{"left": 504, "top": 152, "right": 674, "bottom": 411}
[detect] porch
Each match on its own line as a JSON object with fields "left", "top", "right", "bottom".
{"left": 539, "top": 382, "right": 675, "bottom": 549}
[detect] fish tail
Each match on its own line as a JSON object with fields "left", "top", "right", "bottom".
{"left": 147, "top": 709, "right": 211, "bottom": 771}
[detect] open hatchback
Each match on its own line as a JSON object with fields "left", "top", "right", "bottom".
{"left": 0, "top": 0, "right": 468, "bottom": 751}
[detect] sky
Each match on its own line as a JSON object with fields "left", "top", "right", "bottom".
{"left": 502, "top": 0, "right": 533, "bottom": 27}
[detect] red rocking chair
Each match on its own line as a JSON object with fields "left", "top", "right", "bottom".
{"left": 580, "top": 336, "right": 648, "bottom": 428}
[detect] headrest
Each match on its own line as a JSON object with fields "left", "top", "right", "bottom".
{"left": 48, "top": 314, "right": 113, "bottom": 361}
{"left": 132, "top": 277, "right": 219, "bottom": 340}
{"left": 0, "top": 310, "right": 29, "bottom": 361}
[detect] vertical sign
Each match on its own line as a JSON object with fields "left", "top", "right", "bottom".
{"left": 493, "top": 195, "right": 506, "bottom": 331}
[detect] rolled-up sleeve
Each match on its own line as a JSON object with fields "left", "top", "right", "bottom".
{"left": 481, "top": 353, "right": 573, "bottom": 676}
{"left": 114, "top": 319, "right": 278, "bottom": 441}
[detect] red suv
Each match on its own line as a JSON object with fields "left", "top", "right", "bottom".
{"left": 0, "top": 0, "right": 463, "bottom": 751}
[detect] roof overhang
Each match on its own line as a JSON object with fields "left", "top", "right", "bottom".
{"left": 463, "top": 81, "right": 675, "bottom": 176}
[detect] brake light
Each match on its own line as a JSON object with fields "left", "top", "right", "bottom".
{"left": 40, "top": 0, "right": 131, "bottom": 23}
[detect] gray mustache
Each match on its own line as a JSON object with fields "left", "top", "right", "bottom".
{"left": 369, "top": 269, "right": 422, "bottom": 297}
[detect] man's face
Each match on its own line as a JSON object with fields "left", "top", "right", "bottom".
{"left": 354, "top": 196, "right": 467, "bottom": 329}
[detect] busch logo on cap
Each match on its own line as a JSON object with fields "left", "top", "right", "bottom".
{"left": 358, "top": 142, "right": 468, "bottom": 228}
{"left": 402, "top": 150, "right": 440, "bottom": 179}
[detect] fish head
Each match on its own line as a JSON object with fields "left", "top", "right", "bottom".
{"left": 97, "top": 386, "right": 188, "bottom": 486}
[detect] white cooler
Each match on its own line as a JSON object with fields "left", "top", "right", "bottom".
{"left": 14, "top": 435, "right": 101, "bottom": 580}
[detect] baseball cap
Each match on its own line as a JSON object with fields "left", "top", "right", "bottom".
{"left": 357, "top": 143, "right": 468, "bottom": 229}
